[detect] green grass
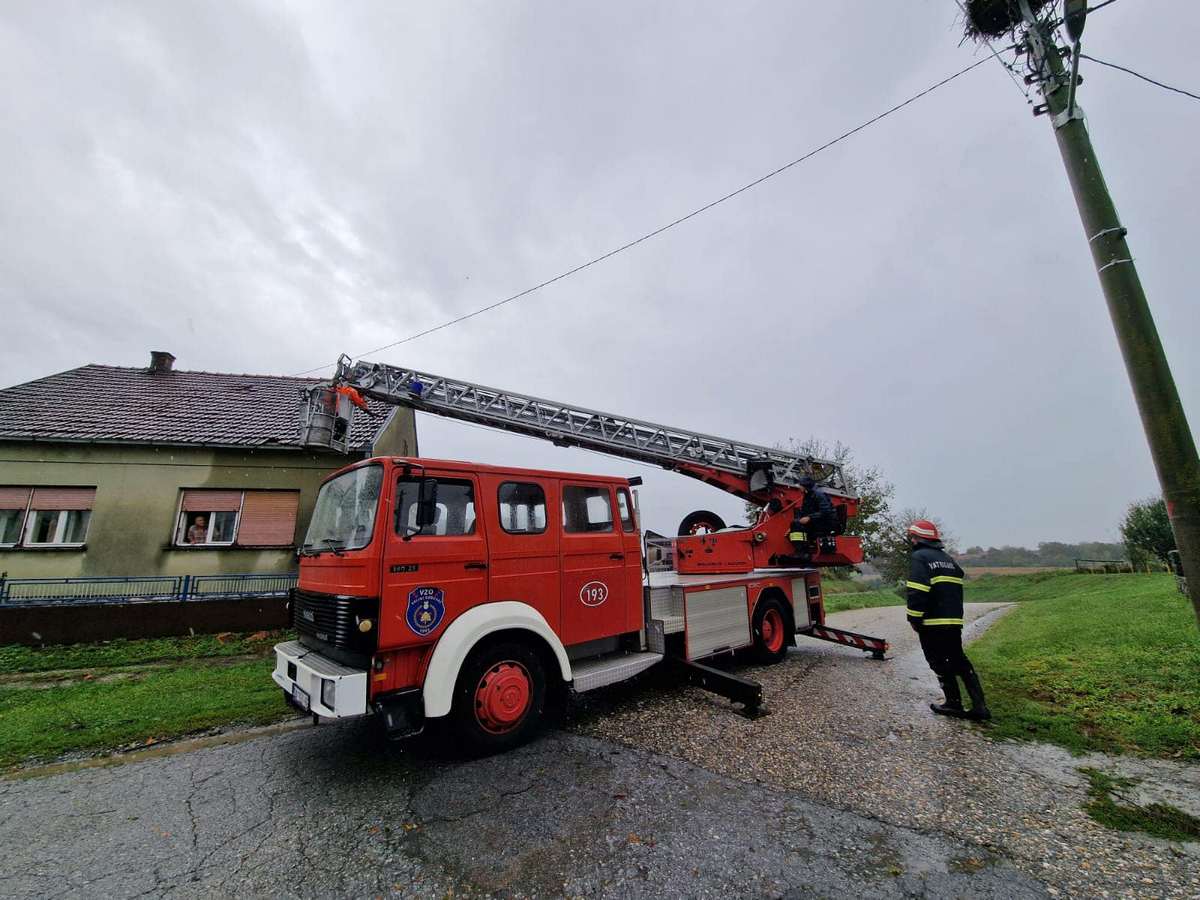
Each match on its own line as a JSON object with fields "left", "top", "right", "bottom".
{"left": 823, "top": 587, "right": 906, "bottom": 613}
{"left": 0, "top": 630, "right": 288, "bottom": 675}
{"left": 819, "top": 578, "right": 874, "bottom": 596}
{"left": 0, "top": 630, "right": 297, "bottom": 768}
{"left": 968, "top": 573, "right": 1200, "bottom": 759}
{"left": 1080, "top": 767, "right": 1200, "bottom": 843}
{"left": 0, "top": 657, "right": 292, "bottom": 768}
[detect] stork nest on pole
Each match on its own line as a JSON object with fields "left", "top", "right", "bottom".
{"left": 963, "top": 0, "right": 1050, "bottom": 39}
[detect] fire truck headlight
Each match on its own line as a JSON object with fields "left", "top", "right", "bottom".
{"left": 321, "top": 678, "right": 336, "bottom": 710}
{"left": 358, "top": 618, "right": 373, "bottom": 633}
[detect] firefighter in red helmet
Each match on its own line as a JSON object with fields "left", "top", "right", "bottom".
{"left": 906, "top": 519, "right": 991, "bottom": 720}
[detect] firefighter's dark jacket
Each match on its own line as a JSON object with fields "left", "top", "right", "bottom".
{"left": 906, "top": 543, "right": 965, "bottom": 626}
{"left": 797, "top": 487, "right": 834, "bottom": 526}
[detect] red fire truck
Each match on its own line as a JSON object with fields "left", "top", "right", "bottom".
{"left": 273, "top": 358, "right": 887, "bottom": 753}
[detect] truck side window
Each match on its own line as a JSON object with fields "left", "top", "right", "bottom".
{"left": 498, "top": 482, "right": 547, "bottom": 534}
{"left": 562, "top": 485, "right": 613, "bottom": 534}
{"left": 617, "top": 489, "right": 637, "bottom": 533}
{"left": 395, "top": 478, "right": 476, "bottom": 536}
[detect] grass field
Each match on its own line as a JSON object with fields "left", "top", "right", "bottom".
{"left": 0, "top": 631, "right": 295, "bottom": 769}
{"left": 967, "top": 573, "right": 1200, "bottom": 759}
{"left": 822, "top": 586, "right": 903, "bottom": 613}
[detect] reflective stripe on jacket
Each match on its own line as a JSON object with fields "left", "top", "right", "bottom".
{"left": 906, "top": 544, "right": 965, "bottom": 626}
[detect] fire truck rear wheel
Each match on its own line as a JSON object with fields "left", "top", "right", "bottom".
{"left": 677, "top": 510, "right": 726, "bottom": 536}
{"left": 751, "top": 596, "right": 792, "bottom": 664}
{"left": 451, "top": 640, "right": 547, "bottom": 755}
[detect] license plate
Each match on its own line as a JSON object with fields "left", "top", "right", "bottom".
{"left": 291, "top": 684, "right": 311, "bottom": 713}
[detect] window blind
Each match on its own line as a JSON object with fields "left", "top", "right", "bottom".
{"left": 30, "top": 487, "right": 96, "bottom": 511}
{"left": 236, "top": 491, "right": 300, "bottom": 546}
{"left": 180, "top": 490, "right": 243, "bottom": 513}
{"left": 0, "top": 487, "right": 31, "bottom": 510}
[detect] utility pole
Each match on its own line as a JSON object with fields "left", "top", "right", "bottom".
{"left": 1006, "top": 1, "right": 1200, "bottom": 623}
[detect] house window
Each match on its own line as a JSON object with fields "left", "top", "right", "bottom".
{"left": 562, "top": 485, "right": 613, "bottom": 534}
{"left": 176, "top": 489, "right": 299, "bottom": 548}
{"left": 21, "top": 488, "right": 95, "bottom": 547}
{"left": 0, "top": 488, "right": 32, "bottom": 546}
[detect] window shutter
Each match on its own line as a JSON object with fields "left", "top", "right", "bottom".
{"left": 30, "top": 487, "right": 95, "bottom": 510}
{"left": 0, "top": 487, "right": 31, "bottom": 510}
{"left": 181, "top": 490, "right": 243, "bottom": 512}
{"left": 236, "top": 491, "right": 300, "bottom": 546}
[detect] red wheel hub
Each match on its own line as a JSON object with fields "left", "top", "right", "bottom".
{"left": 761, "top": 608, "right": 785, "bottom": 653}
{"left": 474, "top": 661, "right": 532, "bottom": 734}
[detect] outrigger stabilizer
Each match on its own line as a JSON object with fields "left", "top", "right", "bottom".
{"left": 800, "top": 624, "right": 889, "bottom": 660}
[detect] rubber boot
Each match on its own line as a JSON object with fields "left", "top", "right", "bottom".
{"left": 930, "top": 676, "right": 967, "bottom": 718}
{"left": 962, "top": 669, "right": 992, "bottom": 721}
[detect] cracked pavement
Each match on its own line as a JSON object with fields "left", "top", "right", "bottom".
{"left": 0, "top": 723, "right": 1042, "bottom": 898}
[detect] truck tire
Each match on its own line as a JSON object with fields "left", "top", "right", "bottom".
{"left": 751, "top": 596, "right": 791, "bottom": 664}
{"left": 678, "top": 510, "right": 726, "bottom": 536}
{"left": 450, "top": 640, "right": 547, "bottom": 755}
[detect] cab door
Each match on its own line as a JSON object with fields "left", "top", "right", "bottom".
{"left": 559, "top": 482, "right": 627, "bottom": 646}
{"left": 378, "top": 472, "right": 488, "bottom": 651}
{"left": 483, "top": 475, "right": 560, "bottom": 633}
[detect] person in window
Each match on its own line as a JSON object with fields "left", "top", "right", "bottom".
{"left": 187, "top": 515, "right": 208, "bottom": 544}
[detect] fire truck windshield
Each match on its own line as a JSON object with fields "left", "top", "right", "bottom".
{"left": 302, "top": 463, "right": 383, "bottom": 553}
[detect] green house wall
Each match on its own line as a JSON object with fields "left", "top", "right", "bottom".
{"left": 0, "top": 409, "right": 415, "bottom": 579}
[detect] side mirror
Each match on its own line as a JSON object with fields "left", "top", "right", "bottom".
{"left": 415, "top": 479, "right": 439, "bottom": 529}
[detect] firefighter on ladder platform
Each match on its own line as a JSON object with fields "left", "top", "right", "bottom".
{"left": 788, "top": 476, "right": 838, "bottom": 562}
{"left": 906, "top": 520, "right": 991, "bottom": 721}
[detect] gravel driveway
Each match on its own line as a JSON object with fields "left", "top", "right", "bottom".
{"left": 573, "top": 602, "right": 1200, "bottom": 899}
{"left": 0, "top": 602, "right": 1196, "bottom": 898}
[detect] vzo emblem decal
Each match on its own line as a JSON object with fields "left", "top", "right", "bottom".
{"left": 579, "top": 581, "right": 609, "bottom": 607}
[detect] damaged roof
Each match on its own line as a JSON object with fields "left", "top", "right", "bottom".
{"left": 0, "top": 364, "right": 389, "bottom": 452}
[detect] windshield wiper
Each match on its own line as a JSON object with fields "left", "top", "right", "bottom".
{"left": 300, "top": 538, "right": 347, "bottom": 557}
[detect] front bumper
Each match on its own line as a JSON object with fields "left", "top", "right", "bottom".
{"left": 272, "top": 640, "right": 368, "bottom": 719}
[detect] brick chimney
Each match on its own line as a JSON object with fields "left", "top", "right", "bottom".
{"left": 149, "top": 351, "right": 176, "bottom": 374}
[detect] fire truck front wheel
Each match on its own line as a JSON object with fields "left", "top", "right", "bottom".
{"left": 451, "top": 640, "right": 547, "bottom": 755}
{"left": 751, "top": 595, "right": 792, "bottom": 664}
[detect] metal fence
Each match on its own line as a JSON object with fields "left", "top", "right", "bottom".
{"left": 0, "top": 573, "right": 298, "bottom": 606}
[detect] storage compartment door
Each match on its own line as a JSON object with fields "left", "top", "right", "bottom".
{"left": 684, "top": 586, "right": 751, "bottom": 660}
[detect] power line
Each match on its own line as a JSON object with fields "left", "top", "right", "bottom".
{"left": 292, "top": 55, "right": 992, "bottom": 376}
{"left": 1087, "top": 0, "right": 1123, "bottom": 13}
{"left": 1080, "top": 53, "right": 1200, "bottom": 103}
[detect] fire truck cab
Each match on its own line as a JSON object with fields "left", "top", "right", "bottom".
{"left": 275, "top": 457, "right": 652, "bottom": 749}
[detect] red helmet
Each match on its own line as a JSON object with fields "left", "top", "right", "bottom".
{"left": 907, "top": 519, "right": 941, "bottom": 542}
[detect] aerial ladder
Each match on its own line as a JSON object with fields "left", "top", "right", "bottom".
{"left": 300, "top": 355, "right": 865, "bottom": 573}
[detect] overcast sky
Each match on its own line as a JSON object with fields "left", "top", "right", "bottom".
{"left": 1, "top": 1, "right": 1196, "bottom": 548}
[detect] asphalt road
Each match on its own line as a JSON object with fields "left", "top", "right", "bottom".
{"left": 0, "top": 719, "right": 1044, "bottom": 899}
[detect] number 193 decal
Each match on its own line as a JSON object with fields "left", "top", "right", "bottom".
{"left": 579, "top": 581, "right": 609, "bottom": 607}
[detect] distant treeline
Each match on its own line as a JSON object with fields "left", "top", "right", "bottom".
{"left": 960, "top": 542, "right": 1126, "bottom": 568}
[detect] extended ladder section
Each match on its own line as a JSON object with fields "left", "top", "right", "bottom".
{"left": 301, "top": 356, "right": 850, "bottom": 497}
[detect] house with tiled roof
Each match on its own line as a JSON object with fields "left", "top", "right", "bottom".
{"left": 0, "top": 352, "right": 416, "bottom": 581}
